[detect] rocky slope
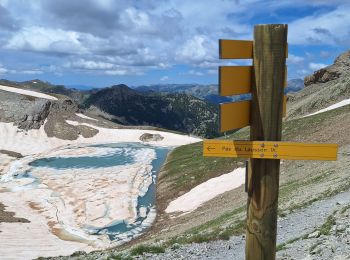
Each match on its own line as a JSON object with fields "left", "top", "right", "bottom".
{"left": 0, "top": 86, "right": 114, "bottom": 140}
{"left": 83, "top": 84, "right": 219, "bottom": 138}
{"left": 0, "top": 88, "right": 77, "bottom": 130}
{"left": 287, "top": 50, "right": 350, "bottom": 119}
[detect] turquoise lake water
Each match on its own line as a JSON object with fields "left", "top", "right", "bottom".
{"left": 26, "top": 143, "right": 170, "bottom": 242}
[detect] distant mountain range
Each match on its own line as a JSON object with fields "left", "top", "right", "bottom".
{"left": 135, "top": 79, "right": 304, "bottom": 104}
{"left": 0, "top": 77, "right": 304, "bottom": 138}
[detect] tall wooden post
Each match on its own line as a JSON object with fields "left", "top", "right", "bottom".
{"left": 246, "top": 24, "right": 288, "bottom": 259}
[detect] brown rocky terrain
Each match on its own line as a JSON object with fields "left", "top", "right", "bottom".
{"left": 287, "top": 50, "right": 350, "bottom": 119}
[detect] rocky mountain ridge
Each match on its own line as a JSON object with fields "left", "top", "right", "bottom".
{"left": 83, "top": 84, "right": 219, "bottom": 137}
{"left": 0, "top": 89, "right": 77, "bottom": 130}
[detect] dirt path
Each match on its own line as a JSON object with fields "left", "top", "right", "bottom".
{"left": 140, "top": 188, "right": 350, "bottom": 259}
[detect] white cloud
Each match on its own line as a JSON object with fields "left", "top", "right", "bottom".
{"left": 187, "top": 70, "right": 204, "bottom": 76}
{"left": 296, "top": 69, "right": 311, "bottom": 78}
{"left": 67, "top": 59, "right": 115, "bottom": 70}
{"left": 289, "top": 5, "right": 350, "bottom": 45}
{"left": 22, "top": 70, "right": 43, "bottom": 75}
{"left": 104, "top": 70, "right": 128, "bottom": 76}
{"left": 176, "top": 35, "right": 216, "bottom": 64}
{"left": 309, "top": 62, "right": 327, "bottom": 71}
{"left": 207, "top": 69, "right": 218, "bottom": 75}
{"left": 104, "top": 67, "right": 144, "bottom": 76}
{"left": 160, "top": 75, "right": 169, "bottom": 81}
{"left": 120, "top": 8, "right": 153, "bottom": 34}
{"left": 288, "top": 54, "right": 305, "bottom": 64}
{"left": 0, "top": 0, "right": 349, "bottom": 80}
{"left": 0, "top": 64, "right": 8, "bottom": 74}
{"left": 5, "top": 26, "right": 86, "bottom": 54}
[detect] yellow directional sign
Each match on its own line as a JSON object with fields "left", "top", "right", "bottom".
{"left": 219, "top": 66, "right": 287, "bottom": 96}
{"left": 220, "top": 97, "right": 287, "bottom": 132}
{"left": 220, "top": 100, "right": 250, "bottom": 132}
{"left": 219, "top": 66, "right": 252, "bottom": 95}
{"left": 203, "top": 140, "right": 338, "bottom": 161}
{"left": 219, "top": 39, "right": 288, "bottom": 59}
{"left": 219, "top": 40, "right": 253, "bottom": 59}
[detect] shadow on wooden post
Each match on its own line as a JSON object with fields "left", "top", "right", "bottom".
{"left": 246, "top": 24, "right": 288, "bottom": 260}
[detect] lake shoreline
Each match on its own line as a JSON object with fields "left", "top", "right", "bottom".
{"left": 0, "top": 122, "right": 200, "bottom": 259}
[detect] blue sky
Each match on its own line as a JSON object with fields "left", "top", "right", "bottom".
{"left": 0, "top": 0, "right": 349, "bottom": 88}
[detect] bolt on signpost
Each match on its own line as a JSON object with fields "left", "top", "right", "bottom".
{"left": 203, "top": 24, "right": 338, "bottom": 260}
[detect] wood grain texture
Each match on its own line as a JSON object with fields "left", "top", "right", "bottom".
{"left": 245, "top": 24, "right": 288, "bottom": 260}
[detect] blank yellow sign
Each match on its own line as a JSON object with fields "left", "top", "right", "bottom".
{"left": 203, "top": 140, "right": 338, "bottom": 161}
{"left": 220, "top": 97, "right": 287, "bottom": 132}
{"left": 219, "top": 66, "right": 287, "bottom": 96}
{"left": 219, "top": 39, "right": 288, "bottom": 59}
{"left": 219, "top": 66, "right": 253, "bottom": 95}
{"left": 219, "top": 40, "right": 253, "bottom": 59}
{"left": 220, "top": 100, "right": 250, "bottom": 132}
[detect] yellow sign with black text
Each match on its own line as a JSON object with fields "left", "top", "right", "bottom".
{"left": 203, "top": 140, "right": 338, "bottom": 161}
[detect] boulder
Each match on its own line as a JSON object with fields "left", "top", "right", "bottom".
{"left": 139, "top": 133, "right": 164, "bottom": 142}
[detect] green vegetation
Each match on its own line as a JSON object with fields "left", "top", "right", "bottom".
{"left": 282, "top": 104, "right": 350, "bottom": 141}
{"left": 130, "top": 244, "right": 165, "bottom": 256}
{"left": 168, "top": 219, "right": 245, "bottom": 246}
{"left": 107, "top": 253, "right": 133, "bottom": 260}
{"left": 287, "top": 180, "right": 350, "bottom": 213}
{"left": 276, "top": 233, "right": 309, "bottom": 252}
{"left": 161, "top": 142, "right": 241, "bottom": 190}
{"left": 319, "top": 214, "right": 336, "bottom": 236}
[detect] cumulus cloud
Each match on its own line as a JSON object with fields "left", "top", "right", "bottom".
{"left": 289, "top": 5, "right": 350, "bottom": 45}
{"left": 176, "top": 35, "right": 216, "bottom": 64}
{"left": 309, "top": 62, "right": 327, "bottom": 71}
{"left": 0, "top": 0, "right": 349, "bottom": 80}
{"left": 288, "top": 54, "right": 305, "bottom": 64}
{"left": 5, "top": 26, "right": 86, "bottom": 55}
{"left": 187, "top": 70, "right": 204, "bottom": 76}
{"left": 66, "top": 59, "right": 115, "bottom": 70}
{"left": 160, "top": 76, "right": 169, "bottom": 81}
{"left": 0, "top": 64, "right": 8, "bottom": 74}
{"left": 21, "top": 70, "right": 44, "bottom": 75}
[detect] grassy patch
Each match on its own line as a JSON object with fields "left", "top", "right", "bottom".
{"left": 158, "top": 141, "right": 246, "bottom": 207}
{"left": 286, "top": 179, "right": 350, "bottom": 213}
{"left": 107, "top": 253, "right": 133, "bottom": 260}
{"left": 309, "top": 241, "right": 322, "bottom": 255}
{"left": 130, "top": 244, "right": 165, "bottom": 256}
{"left": 168, "top": 218, "right": 245, "bottom": 246}
{"left": 340, "top": 204, "right": 350, "bottom": 214}
{"left": 276, "top": 234, "right": 308, "bottom": 251}
{"left": 319, "top": 214, "right": 336, "bottom": 236}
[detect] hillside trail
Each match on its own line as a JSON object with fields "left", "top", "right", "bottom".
{"left": 139, "top": 188, "right": 350, "bottom": 259}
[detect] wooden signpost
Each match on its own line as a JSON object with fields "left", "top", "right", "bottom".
{"left": 203, "top": 24, "right": 338, "bottom": 260}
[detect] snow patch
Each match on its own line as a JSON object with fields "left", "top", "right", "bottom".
{"left": 76, "top": 113, "right": 98, "bottom": 121}
{"left": 0, "top": 84, "right": 58, "bottom": 100}
{"left": 165, "top": 167, "right": 245, "bottom": 214}
{"left": 303, "top": 98, "right": 350, "bottom": 118}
